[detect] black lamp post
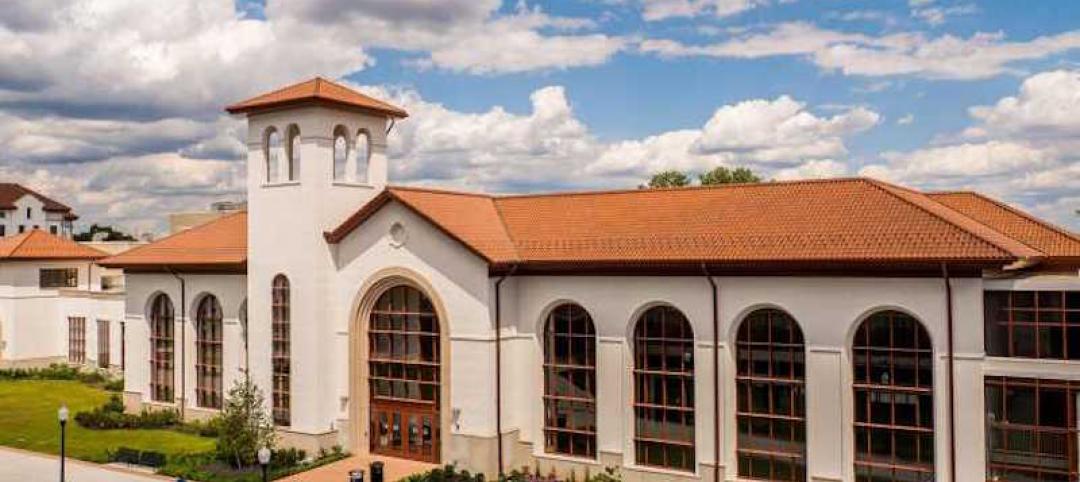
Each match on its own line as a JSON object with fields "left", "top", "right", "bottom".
{"left": 58, "top": 405, "right": 68, "bottom": 482}
{"left": 257, "top": 446, "right": 271, "bottom": 482}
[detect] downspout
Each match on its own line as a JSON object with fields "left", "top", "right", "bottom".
{"left": 702, "top": 264, "right": 720, "bottom": 482}
{"left": 166, "top": 266, "right": 187, "bottom": 420}
{"left": 941, "top": 263, "right": 957, "bottom": 482}
{"left": 493, "top": 264, "right": 517, "bottom": 478}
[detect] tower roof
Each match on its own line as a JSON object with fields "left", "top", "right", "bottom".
{"left": 225, "top": 77, "right": 408, "bottom": 118}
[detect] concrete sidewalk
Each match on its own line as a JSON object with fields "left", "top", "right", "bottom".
{"left": 0, "top": 446, "right": 173, "bottom": 481}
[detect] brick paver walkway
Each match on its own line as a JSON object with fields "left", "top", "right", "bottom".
{"left": 283, "top": 454, "right": 434, "bottom": 482}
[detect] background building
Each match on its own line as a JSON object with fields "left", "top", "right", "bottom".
{"left": 0, "top": 183, "right": 77, "bottom": 239}
{"left": 0, "top": 230, "right": 124, "bottom": 369}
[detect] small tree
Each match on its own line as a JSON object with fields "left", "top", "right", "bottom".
{"left": 647, "top": 170, "right": 691, "bottom": 188}
{"left": 216, "top": 378, "right": 276, "bottom": 468}
{"left": 699, "top": 166, "right": 762, "bottom": 185}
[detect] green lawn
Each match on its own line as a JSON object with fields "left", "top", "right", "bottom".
{"left": 0, "top": 380, "right": 214, "bottom": 463}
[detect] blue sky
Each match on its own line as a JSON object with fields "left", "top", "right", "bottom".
{"left": 0, "top": 0, "right": 1077, "bottom": 233}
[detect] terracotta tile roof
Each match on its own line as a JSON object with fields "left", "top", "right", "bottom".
{"left": 0, "top": 229, "right": 105, "bottom": 260}
{"left": 0, "top": 183, "right": 77, "bottom": 219}
{"left": 225, "top": 77, "right": 408, "bottom": 118}
{"left": 927, "top": 191, "right": 1080, "bottom": 259}
{"left": 327, "top": 178, "right": 1046, "bottom": 269}
{"left": 99, "top": 212, "right": 247, "bottom": 271}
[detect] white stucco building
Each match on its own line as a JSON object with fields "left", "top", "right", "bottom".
{"left": 101, "top": 78, "right": 1080, "bottom": 482}
{"left": 0, "top": 183, "right": 77, "bottom": 239}
{"left": 0, "top": 229, "right": 125, "bottom": 369}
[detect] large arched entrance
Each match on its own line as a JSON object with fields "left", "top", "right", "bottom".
{"left": 366, "top": 285, "right": 441, "bottom": 463}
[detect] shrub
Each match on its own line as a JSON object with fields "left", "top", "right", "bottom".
{"left": 270, "top": 447, "right": 306, "bottom": 469}
{"left": 215, "top": 378, "right": 276, "bottom": 468}
{"left": 403, "top": 465, "right": 485, "bottom": 482}
{"left": 103, "top": 378, "right": 124, "bottom": 392}
{"left": 74, "top": 394, "right": 180, "bottom": 430}
{"left": 177, "top": 416, "right": 223, "bottom": 438}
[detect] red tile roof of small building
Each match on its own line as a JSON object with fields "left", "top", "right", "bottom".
{"left": 0, "top": 229, "right": 105, "bottom": 260}
{"left": 98, "top": 212, "right": 247, "bottom": 272}
{"left": 0, "top": 183, "right": 77, "bottom": 219}
{"left": 225, "top": 77, "right": 408, "bottom": 118}
{"left": 326, "top": 178, "right": 1067, "bottom": 270}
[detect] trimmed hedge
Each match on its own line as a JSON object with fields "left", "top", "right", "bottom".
{"left": 74, "top": 394, "right": 180, "bottom": 430}
{"left": 0, "top": 363, "right": 119, "bottom": 389}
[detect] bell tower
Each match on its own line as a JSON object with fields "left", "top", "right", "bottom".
{"left": 226, "top": 77, "right": 407, "bottom": 443}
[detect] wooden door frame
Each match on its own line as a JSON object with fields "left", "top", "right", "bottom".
{"left": 349, "top": 268, "right": 452, "bottom": 464}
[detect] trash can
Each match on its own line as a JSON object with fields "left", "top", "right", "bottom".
{"left": 349, "top": 469, "right": 365, "bottom": 482}
{"left": 370, "top": 461, "right": 384, "bottom": 482}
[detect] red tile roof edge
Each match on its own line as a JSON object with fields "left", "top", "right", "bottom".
{"left": 0, "top": 183, "right": 75, "bottom": 215}
{"left": 98, "top": 211, "right": 247, "bottom": 269}
{"left": 929, "top": 190, "right": 1080, "bottom": 245}
{"left": 0, "top": 230, "right": 107, "bottom": 260}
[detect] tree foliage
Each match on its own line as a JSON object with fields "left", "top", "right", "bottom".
{"left": 73, "top": 224, "right": 136, "bottom": 242}
{"left": 215, "top": 378, "right": 276, "bottom": 468}
{"left": 647, "top": 170, "right": 691, "bottom": 188}
{"left": 646, "top": 166, "right": 763, "bottom": 188}
{"left": 699, "top": 166, "right": 762, "bottom": 185}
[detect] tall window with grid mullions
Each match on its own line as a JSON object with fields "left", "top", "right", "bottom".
{"left": 852, "top": 310, "right": 935, "bottom": 482}
{"left": 736, "top": 309, "right": 807, "bottom": 482}
{"left": 543, "top": 303, "right": 597, "bottom": 458}
{"left": 633, "top": 305, "right": 696, "bottom": 472}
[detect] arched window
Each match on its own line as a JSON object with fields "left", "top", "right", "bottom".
{"left": 332, "top": 126, "right": 349, "bottom": 181}
{"left": 148, "top": 294, "right": 174, "bottom": 402}
{"left": 265, "top": 127, "right": 282, "bottom": 183}
{"left": 633, "top": 305, "right": 695, "bottom": 471}
{"left": 286, "top": 125, "right": 301, "bottom": 182}
{"left": 355, "top": 129, "right": 370, "bottom": 184}
{"left": 736, "top": 309, "right": 807, "bottom": 481}
{"left": 195, "top": 295, "right": 223, "bottom": 409}
{"left": 852, "top": 310, "right": 934, "bottom": 482}
{"left": 543, "top": 303, "right": 597, "bottom": 458}
{"left": 272, "top": 275, "right": 291, "bottom": 426}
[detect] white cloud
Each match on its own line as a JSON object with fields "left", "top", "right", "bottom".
{"left": 968, "top": 70, "right": 1080, "bottom": 137}
{"left": 641, "top": 22, "right": 1080, "bottom": 80}
{"left": 861, "top": 70, "right": 1080, "bottom": 228}
{"left": 692, "top": 96, "right": 879, "bottom": 162}
{"left": 641, "top": 0, "right": 769, "bottom": 21}
{"left": 911, "top": 3, "right": 978, "bottom": 26}
{"left": 897, "top": 114, "right": 915, "bottom": 125}
{"left": 773, "top": 159, "right": 850, "bottom": 180}
{"left": 863, "top": 141, "right": 1050, "bottom": 183}
{"left": 358, "top": 85, "right": 878, "bottom": 191}
{"left": 268, "top": 0, "right": 626, "bottom": 75}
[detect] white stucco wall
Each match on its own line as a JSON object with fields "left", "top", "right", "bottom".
{"left": 0, "top": 260, "right": 121, "bottom": 366}
{"left": 121, "top": 272, "right": 247, "bottom": 412}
